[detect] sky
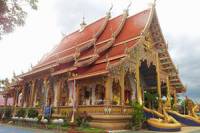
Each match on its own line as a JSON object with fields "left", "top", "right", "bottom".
{"left": 0, "top": 0, "right": 200, "bottom": 102}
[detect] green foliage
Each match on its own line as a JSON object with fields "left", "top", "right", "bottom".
{"left": 179, "top": 98, "right": 188, "bottom": 114}
{"left": 75, "top": 112, "right": 91, "bottom": 128}
{"left": 4, "top": 107, "right": 13, "bottom": 119}
{"left": 47, "top": 120, "right": 68, "bottom": 130}
{"left": 0, "top": 108, "right": 4, "bottom": 118}
{"left": 144, "top": 91, "right": 158, "bottom": 109}
{"left": 78, "top": 127, "right": 105, "bottom": 133}
{"left": 27, "top": 108, "right": 38, "bottom": 118}
{"left": 131, "top": 101, "right": 145, "bottom": 130}
{"left": 16, "top": 108, "right": 26, "bottom": 117}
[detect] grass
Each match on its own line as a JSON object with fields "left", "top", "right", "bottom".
{"left": 46, "top": 123, "right": 68, "bottom": 130}
{"left": 46, "top": 124, "right": 105, "bottom": 133}
{"left": 77, "top": 127, "right": 105, "bottom": 133}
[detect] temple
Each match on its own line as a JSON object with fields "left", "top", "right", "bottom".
{"left": 1, "top": 3, "right": 188, "bottom": 130}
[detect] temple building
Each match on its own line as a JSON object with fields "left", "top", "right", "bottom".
{"left": 2, "top": 3, "right": 186, "bottom": 129}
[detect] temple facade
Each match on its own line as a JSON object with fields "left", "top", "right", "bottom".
{"left": 2, "top": 4, "right": 185, "bottom": 129}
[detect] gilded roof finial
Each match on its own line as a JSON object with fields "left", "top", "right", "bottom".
{"left": 123, "top": 2, "right": 132, "bottom": 16}
{"left": 126, "top": 1, "right": 132, "bottom": 11}
{"left": 106, "top": 3, "right": 113, "bottom": 17}
{"left": 80, "top": 16, "right": 87, "bottom": 31}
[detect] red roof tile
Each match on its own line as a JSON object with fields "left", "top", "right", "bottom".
{"left": 25, "top": 9, "right": 151, "bottom": 77}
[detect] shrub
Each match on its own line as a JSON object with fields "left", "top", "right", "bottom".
{"left": 75, "top": 111, "right": 91, "bottom": 128}
{"left": 131, "top": 101, "right": 145, "bottom": 130}
{"left": 0, "top": 108, "right": 4, "bottom": 119}
{"left": 16, "top": 108, "right": 26, "bottom": 117}
{"left": 4, "top": 107, "right": 13, "bottom": 119}
{"left": 37, "top": 114, "right": 42, "bottom": 123}
{"left": 27, "top": 108, "right": 38, "bottom": 118}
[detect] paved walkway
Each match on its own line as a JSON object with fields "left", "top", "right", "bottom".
{"left": 1, "top": 124, "right": 200, "bottom": 133}
{"left": 0, "top": 124, "right": 54, "bottom": 133}
{"left": 111, "top": 127, "right": 200, "bottom": 133}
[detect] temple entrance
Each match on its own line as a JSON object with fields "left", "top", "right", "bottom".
{"left": 47, "top": 78, "right": 54, "bottom": 106}
{"left": 139, "top": 60, "right": 158, "bottom": 109}
{"left": 78, "top": 83, "right": 105, "bottom": 106}
{"left": 112, "top": 80, "right": 121, "bottom": 105}
{"left": 124, "top": 72, "right": 136, "bottom": 105}
{"left": 34, "top": 79, "right": 44, "bottom": 107}
{"left": 95, "top": 84, "right": 105, "bottom": 105}
{"left": 79, "top": 86, "right": 92, "bottom": 105}
{"left": 24, "top": 82, "right": 31, "bottom": 107}
{"left": 59, "top": 80, "right": 69, "bottom": 106}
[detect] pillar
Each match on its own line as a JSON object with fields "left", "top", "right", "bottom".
{"left": 30, "top": 80, "right": 36, "bottom": 107}
{"left": 4, "top": 95, "right": 8, "bottom": 107}
{"left": 54, "top": 79, "right": 62, "bottom": 107}
{"left": 76, "top": 84, "right": 80, "bottom": 106}
{"left": 156, "top": 52, "right": 162, "bottom": 111}
{"left": 43, "top": 78, "right": 49, "bottom": 106}
{"left": 91, "top": 84, "right": 96, "bottom": 105}
{"left": 136, "top": 58, "right": 142, "bottom": 105}
{"left": 13, "top": 92, "right": 17, "bottom": 107}
{"left": 166, "top": 76, "right": 171, "bottom": 108}
{"left": 33, "top": 87, "right": 38, "bottom": 107}
{"left": 173, "top": 89, "right": 177, "bottom": 108}
{"left": 119, "top": 68, "right": 125, "bottom": 106}
{"left": 15, "top": 88, "right": 20, "bottom": 107}
{"left": 21, "top": 85, "right": 26, "bottom": 107}
{"left": 105, "top": 76, "right": 113, "bottom": 105}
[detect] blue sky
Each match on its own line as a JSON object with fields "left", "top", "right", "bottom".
{"left": 0, "top": 0, "right": 200, "bottom": 102}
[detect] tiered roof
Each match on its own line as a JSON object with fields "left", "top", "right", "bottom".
{"left": 22, "top": 9, "right": 150, "bottom": 78}
{"left": 19, "top": 6, "right": 185, "bottom": 92}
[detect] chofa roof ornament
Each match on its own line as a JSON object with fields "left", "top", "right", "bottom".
{"left": 106, "top": 3, "right": 113, "bottom": 18}
{"left": 123, "top": 1, "right": 132, "bottom": 15}
{"left": 80, "top": 16, "right": 87, "bottom": 32}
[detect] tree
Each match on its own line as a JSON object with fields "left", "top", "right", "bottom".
{"left": 0, "top": 78, "right": 10, "bottom": 91}
{"left": 0, "top": 0, "right": 38, "bottom": 39}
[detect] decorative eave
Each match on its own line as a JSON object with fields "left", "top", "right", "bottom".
{"left": 107, "top": 4, "right": 156, "bottom": 78}
{"left": 74, "top": 9, "right": 129, "bottom": 68}
{"left": 107, "top": 35, "right": 156, "bottom": 78}
{"left": 148, "top": 6, "right": 185, "bottom": 93}
{"left": 74, "top": 54, "right": 99, "bottom": 67}
{"left": 68, "top": 71, "right": 108, "bottom": 81}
